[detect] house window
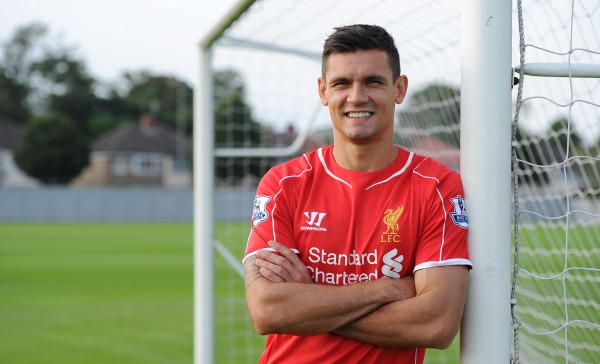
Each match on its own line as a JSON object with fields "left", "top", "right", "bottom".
{"left": 130, "top": 153, "right": 162, "bottom": 176}
{"left": 112, "top": 155, "right": 128, "bottom": 176}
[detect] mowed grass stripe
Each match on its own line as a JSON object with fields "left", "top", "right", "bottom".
{"left": 0, "top": 223, "right": 193, "bottom": 364}
{"left": 5, "top": 222, "right": 594, "bottom": 363}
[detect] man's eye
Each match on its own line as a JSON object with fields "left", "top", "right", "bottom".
{"left": 332, "top": 81, "right": 349, "bottom": 87}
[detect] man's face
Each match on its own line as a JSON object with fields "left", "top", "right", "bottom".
{"left": 318, "top": 49, "right": 407, "bottom": 144}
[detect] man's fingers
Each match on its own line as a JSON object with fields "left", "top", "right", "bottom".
{"left": 256, "top": 257, "right": 290, "bottom": 281}
{"left": 256, "top": 248, "right": 292, "bottom": 268}
{"left": 256, "top": 241, "right": 313, "bottom": 284}
{"left": 268, "top": 241, "right": 313, "bottom": 283}
{"left": 259, "top": 266, "right": 284, "bottom": 283}
{"left": 268, "top": 240, "right": 294, "bottom": 257}
{"left": 268, "top": 241, "right": 304, "bottom": 268}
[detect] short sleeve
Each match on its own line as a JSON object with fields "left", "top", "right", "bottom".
{"left": 414, "top": 169, "right": 472, "bottom": 272}
{"left": 242, "top": 168, "right": 298, "bottom": 264}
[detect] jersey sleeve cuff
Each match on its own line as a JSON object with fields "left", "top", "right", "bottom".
{"left": 413, "top": 258, "right": 473, "bottom": 272}
{"left": 242, "top": 247, "right": 301, "bottom": 265}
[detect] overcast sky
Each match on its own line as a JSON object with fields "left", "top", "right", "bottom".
{"left": 0, "top": 0, "right": 238, "bottom": 85}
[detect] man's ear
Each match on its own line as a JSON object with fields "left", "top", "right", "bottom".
{"left": 318, "top": 77, "right": 328, "bottom": 106}
{"left": 395, "top": 75, "right": 409, "bottom": 104}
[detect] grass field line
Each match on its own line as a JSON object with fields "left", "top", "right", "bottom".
{"left": 519, "top": 267, "right": 600, "bottom": 282}
{"left": 518, "top": 288, "right": 600, "bottom": 309}
{"left": 214, "top": 239, "right": 244, "bottom": 278}
{"left": 520, "top": 246, "right": 600, "bottom": 257}
{"left": 521, "top": 320, "right": 600, "bottom": 356}
{"left": 520, "top": 338, "right": 586, "bottom": 364}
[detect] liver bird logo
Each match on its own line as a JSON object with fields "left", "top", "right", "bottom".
{"left": 383, "top": 206, "right": 404, "bottom": 234}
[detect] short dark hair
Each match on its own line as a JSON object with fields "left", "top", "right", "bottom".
{"left": 322, "top": 24, "right": 401, "bottom": 81}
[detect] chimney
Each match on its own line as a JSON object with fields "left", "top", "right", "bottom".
{"left": 139, "top": 113, "right": 155, "bottom": 129}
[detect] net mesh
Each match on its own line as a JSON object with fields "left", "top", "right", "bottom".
{"left": 205, "top": 0, "right": 600, "bottom": 362}
{"left": 511, "top": 0, "right": 600, "bottom": 362}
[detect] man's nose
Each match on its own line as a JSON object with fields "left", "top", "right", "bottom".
{"left": 347, "top": 83, "right": 368, "bottom": 104}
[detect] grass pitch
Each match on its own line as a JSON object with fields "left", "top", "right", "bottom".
{"left": 0, "top": 222, "right": 471, "bottom": 364}
{"left": 0, "top": 222, "right": 461, "bottom": 364}
{"left": 4, "top": 222, "right": 595, "bottom": 363}
{"left": 0, "top": 223, "right": 193, "bottom": 364}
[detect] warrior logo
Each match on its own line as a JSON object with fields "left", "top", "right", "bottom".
{"left": 252, "top": 196, "right": 271, "bottom": 227}
{"left": 301, "top": 212, "right": 327, "bottom": 231}
{"left": 304, "top": 212, "right": 326, "bottom": 227}
{"left": 382, "top": 248, "right": 404, "bottom": 279}
{"left": 381, "top": 205, "right": 403, "bottom": 243}
{"left": 450, "top": 195, "right": 469, "bottom": 229}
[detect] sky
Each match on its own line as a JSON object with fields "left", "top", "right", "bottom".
{"left": 0, "top": 0, "right": 238, "bottom": 85}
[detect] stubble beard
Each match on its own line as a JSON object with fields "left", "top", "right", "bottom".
{"left": 340, "top": 120, "right": 381, "bottom": 143}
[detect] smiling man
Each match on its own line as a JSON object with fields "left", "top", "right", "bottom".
{"left": 243, "top": 24, "right": 472, "bottom": 364}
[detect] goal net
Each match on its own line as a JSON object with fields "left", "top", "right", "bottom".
{"left": 196, "top": 0, "right": 598, "bottom": 363}
{"left": 511, "top": 0, "right": 600, "bottom": 363}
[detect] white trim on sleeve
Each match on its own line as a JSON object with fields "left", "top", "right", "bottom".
{"left": 413, "top": 258, "right": 473, "bottom": 272}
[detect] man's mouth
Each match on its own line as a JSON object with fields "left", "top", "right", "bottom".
{"left": 346, "top": 112, "right": 374, "bottom": 118}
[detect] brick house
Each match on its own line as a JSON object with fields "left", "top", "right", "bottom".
{"left": 72, "top": 114, "right": 191, "bottom": 187}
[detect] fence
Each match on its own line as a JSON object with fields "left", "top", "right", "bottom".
{"left": 0, "top": 187, "right": 194, "bottom": 221}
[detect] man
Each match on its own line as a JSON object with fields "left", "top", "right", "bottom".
{"left": 243, "top": 24, "right": 472, "bottom": 364}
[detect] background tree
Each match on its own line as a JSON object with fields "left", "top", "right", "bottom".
{"left": 0, "top": 22, "right": 204, "bottom": 184}
{"left": 31, "top": 52, "right": 98, "bottom": 134}
{"left": 552, "top": 117, "right": 600, "bottom": 198}
{"left": 0, "top": 23, "right": 47, "bottom": 122}
{"left": 513, "top": 117, "right": 585, "bottom": 186}
{"left": 213, "top": 69, "right": 267, "bottom": 182}
{"left": 120, "top": 71, "right": 193, "bottom": 135}
{"left": 0, "top": 72, "right": 30, "bottom": 122}
{"left": 397, "top": 83, "right": 461, "bottom": 148}
{"left": 548, "top": 117, "right": 582, "bottom": 160}
{"left": 579, "top": 138, "right": 600, "bottom": 198}
{"left": 514, "top": 126, "right": 551, "bottom": 185}
{"left": 214, "top": 71, "right": 261, "bottom": 149}
{"left": 14, "top": 113, "right": 89, "bottom": 184}
{"left": 0, "top": 22, "right": 101, "bottom": 134}
{"left": 87, "top": 112, "right": 131, "bottom": 139}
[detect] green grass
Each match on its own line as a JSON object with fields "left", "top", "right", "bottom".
{"left": 0, "top": 222, "right": 458, "bottom": 364}
{"left": 214, "top": 222, "right": 265, "bottom": 363}
{"left": 3, "top": 222, "right": 595, "bottom": 363}
{"left": 514, "top": 224, "right": 600, "bottom": 363}
{"left": 0, "top": 223, "right": 193, "bottom": 364}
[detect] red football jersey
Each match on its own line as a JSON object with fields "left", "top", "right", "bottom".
{"left": 244, "top": 145, "right": 471, "bottom": 364}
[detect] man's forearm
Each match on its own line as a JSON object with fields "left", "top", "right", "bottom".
{"left": 334, "top": 266, "right": 468, "bottom": 349}
{"left": 246, "top": 241, "right": 468, "bottom": 348}
{"left": 245, "top": 257, "right": 407, "bottom": 336}
{"left": 333, "top": 295, "right": 445, "bottom": 348}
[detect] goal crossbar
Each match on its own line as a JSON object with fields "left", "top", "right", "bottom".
{"left": 516, "top": 62, "right": 600, "bottom": 78}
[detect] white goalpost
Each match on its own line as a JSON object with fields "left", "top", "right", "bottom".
{"left": 195, "top": 0, "right": 600, "bottom": 363}
{"left": 459, "top": 1, "right": 512, "bottom": 363}
{"left": 194, "top": 44, "right": 214, "bottom": 364}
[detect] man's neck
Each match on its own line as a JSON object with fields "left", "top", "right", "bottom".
{"left": 332, "top": 141, "right": 398, "bottom": 172}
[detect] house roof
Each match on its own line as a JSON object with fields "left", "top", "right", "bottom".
{"left": 0, "top": 118, "right": 22, "bottom": 150}
{"left": 93, "top": 114, "right": 186, "bottom": 155}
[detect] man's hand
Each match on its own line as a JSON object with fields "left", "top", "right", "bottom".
{"left": 255, "top": 241, "right": 416, "bottom": 303}
{"left": 255, "top": 241, "right": 313, "bottom": 283}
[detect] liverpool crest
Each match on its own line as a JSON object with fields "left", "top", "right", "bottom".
{"left": 381, "top": 205, "right": 403, "bottom": 242}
